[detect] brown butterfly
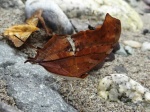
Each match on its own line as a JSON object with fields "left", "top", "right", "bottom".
{"left": 26, "top": 13, "right": 121, "bottom": 78}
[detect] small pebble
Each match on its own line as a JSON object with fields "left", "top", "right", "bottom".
{"left": 115, "top": 44, "right": 128, "bottom": 56}
{"left": 142, "top": 29, "right": 149, "bottom": 35}
{"left": 123, "top": 40, "right": 142, "bottom": 48}
{"left": 124, "top": 46, "right": 134, "bottom": 55}
{"left": 114, "top": 64, "right": 128, "bottom": 74}
{"left": 141, "top": 42, "right": 150, "bottom": 51}
{"left": 143, "top": 0, "right": 150, "bottom": 6}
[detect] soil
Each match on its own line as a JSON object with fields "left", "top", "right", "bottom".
{"left": 0, "top": 0, "right": 150, "bottom": 112}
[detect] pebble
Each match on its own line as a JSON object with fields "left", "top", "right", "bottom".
{"left": 141, "top": 42, "right": 150, "bottom": 51}
{"left": 115, "top": 44, "right": 128, "bottom": 56}
{"left": 124, "top": 46, "right": 134, "bottom": 55}
{"left": 98, "top": 74, "right": 150, "bottom": 103}
{"left": 142, "top": 29, "right": 149, "bottom": 35}
{"left": 143, "top": 0, "right": 150, "bottom": 6}
{"left": 114, "top": 64, "right": 128, "bottom": 74}
{"left": 123, "top": 40, "right": 142, "bottom": 48}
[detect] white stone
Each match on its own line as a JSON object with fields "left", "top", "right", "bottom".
{"left": 135, "top": 84, "right": 145, "bottom": 94}
{"left": 111, "top": 74, "right": 129, "bottom": 84}
{"left": 99, "top": 91, "right": 108, "bottom": 100}
{"left": 144, "top": 92, "right": 150, "bottom": 102}
{"left": 98, "top": 76, "right": 112, "bottom": 91}
{"left": 123, "top": 40, "right": 142, "bottom": 48}
{"left": 98, "top": 74, "right": 150, "bottom": 103}
{"left": 141, "top": 42, "right": 150, "bottom": 51}
{"left": 108, "top": 88, "right": 119, "bottom": 101}
{"left": 53, "top": 0, "right": 143, "bottom": 31}
{"left": 132, "top": 92, "right": 143, "bottom": 103}
{"left": 129, "top": 79, "right": 137, "bottom": 90}
{"left": 124, "top": 46, "right": 134, "bottom": 55}
{"left": 119, "top": 85, "right": 127, "bottom": 94}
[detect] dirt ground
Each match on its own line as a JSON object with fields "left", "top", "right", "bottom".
{"left": 0, "top": 0, "right": 150, "bottom": 112}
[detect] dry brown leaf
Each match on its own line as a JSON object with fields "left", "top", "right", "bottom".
{"left": 3, "top": 25, "right": 39, "bottom": 47}
{"left": 3, "top": 11, "right": 39, "bottom": 47}
{"left": 26, "top": 10, "right": 39, "bottom": 26}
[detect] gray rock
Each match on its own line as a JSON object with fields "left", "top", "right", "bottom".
{"left": 70, "top": 19, "right": 90, "bottom": 32}
{"left": 0, "top": 101, "right": 23, "bottom": 112}
{"left": 0, "top": 41, "right": 77, "bottom": 112}
{"left": 70, "top": 18, "right": 103, "bottom": 32}
{"left": 124, "top": 46, "right": 134, "bottom": 55}
{"left": 115, "top": 44, "right": 128, "bottom": 56}
{"left": 114, "top": 64, "right": 128, "bottom": 74}
{"left": 0, "top": 8, "right": 25, "bottom": 40}
{"left": 25, "top": 0, "right": 74, "bottom": 35}
{"left": 143, "top": 0, "right": 150, "bottom": 6}
{"left": 0, "top": 0, "right": 24, "bottom": 9}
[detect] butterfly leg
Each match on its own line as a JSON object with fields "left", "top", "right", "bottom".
{"left": 36, "top": 9, "right": 53, "bottom": 36}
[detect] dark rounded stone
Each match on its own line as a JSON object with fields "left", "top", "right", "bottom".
{"left": 142, "top": 29, "right": 149, "bottom": 35}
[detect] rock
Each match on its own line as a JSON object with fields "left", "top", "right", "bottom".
{"left": 115, "top": 44, "right": 128, "bottom": 56}
{"left": 124, "top": 46, "right": 134, "bottom": 55}
{"left": 0, "top": 5, "right": 76, "bottom": 111}
{"left": 0, "top": 0, "right": 24, "bottom": 9}
{"left": 123, "top": 40, "right": 142, "bottom": 48}
{"left": 0, "top": 41, "right": 77, "bottom": 112}
{"left": 141, "top": 42, "right": 150, "bottom": 51}
{"left": 142, "top": 29, "right": 149, "bottom": 35}
{"left": 144, "top": 92, "right": 150, "bottom": 102}
{"left": 142, "top": 0, "right": 150, "bottom": 13}
{"left": 124, "top": 0, "right": 139, "bottom": 7}
{"left": 114, "top": 64, "right": 128, "bottom": 73}
{"left": 143, "top": 0, "right": 150, "bottom": 6}
{"left": 0, "top": 9, "right": 25, "bottom": 40}
{"left": 53, "top": 0, "right": 143, "bottom": 31}
{"left": 70, "top": 19, "right": 90, "bottom": 32}
{"left": 98, "top": 74, "right": 150, "bottom": 103}
{"left": 108, "top": 88, "right": 119, "bottom": 101}
{"left": 25, "top": 0, "right": 74, "bottom": 35}
{"left": 0, "top": 101, "right": 23, "bottom": 112}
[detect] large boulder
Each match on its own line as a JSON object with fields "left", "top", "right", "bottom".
{"left": 53, "top": 0, "right": 143, "bottom": 31}
{"left": 0, "top": 41, "right": 77, "bottom": 112}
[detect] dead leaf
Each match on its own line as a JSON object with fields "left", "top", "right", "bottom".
{"left": 27, "top": 13, "right": 121, "bottom": 78}
{"left": 3, "top": 11, "right": 39, "bottom": 47}
{"left": 3, "top": 25, "right": 39, "bottom": 47}
{"left": 26, "top": 10, "right": 39, "bottom": 26}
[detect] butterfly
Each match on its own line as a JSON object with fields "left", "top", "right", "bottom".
{"left": 26, "top": 13, "right": 121, "bottom": 78}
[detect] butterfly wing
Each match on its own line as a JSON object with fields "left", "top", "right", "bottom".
{"left": 27, "top": 13, "right": 121, "bottom": 78}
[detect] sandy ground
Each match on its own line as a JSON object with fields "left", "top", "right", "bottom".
{"left": 0, "top": 1, "right": 150, "bottom": 112}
